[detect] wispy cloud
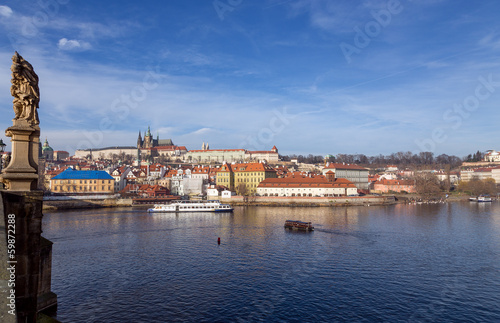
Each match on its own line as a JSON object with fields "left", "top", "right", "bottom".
{"left": 0, "top": 5, "right": 13, "bottom": 17}
{"left": 58, "top": 38, "right": 91, "bottom": 51}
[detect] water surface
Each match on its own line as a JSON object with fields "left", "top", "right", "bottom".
{"left": 43, "top": 202, "right": 500, "bottom": 322}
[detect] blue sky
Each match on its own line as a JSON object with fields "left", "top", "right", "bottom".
{"left": 1, "top": 0, "right": 500, "bottom": 157}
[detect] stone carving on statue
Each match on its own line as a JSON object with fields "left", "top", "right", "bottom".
{"left": 10, "top": 51, "right": 40, "bottom": 126}
{"left": 2, "top": 154, "right": 11, "bottom": 170}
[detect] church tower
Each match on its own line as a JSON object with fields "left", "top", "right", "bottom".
{"left": 41, "top": 138, "right": 54, "bottom": 160}
{"left": 137, "top": 131, "right": 142, "bottom": 148}
{"left": 144, "top": 126, "right": 152, "bottom": 149}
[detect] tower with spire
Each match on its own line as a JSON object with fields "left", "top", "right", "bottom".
{"left": 136, "top": 125, "right": 174, "bottom": 149}
{"left": 144, "top": 126, "right": 152, "bottom": 149}
{"left": 137, "top": 131, "right": 142, "bottom": 148}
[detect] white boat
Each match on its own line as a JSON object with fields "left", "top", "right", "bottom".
{"left": 470, "top": 196, "right": 493, "bottom": 202}
{"left": 477, "top": 196, "right": 492, "bottom": 202}
{"left": 147, "top": 200, "right": 234, "bottom": 213}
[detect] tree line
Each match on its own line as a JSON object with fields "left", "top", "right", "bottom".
{"left": 281, "top": 150, "right": 487, "bottom": 169}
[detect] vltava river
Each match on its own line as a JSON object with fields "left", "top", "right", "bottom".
{"left": 43, "top": 202, "right": 500, "bottom": 322}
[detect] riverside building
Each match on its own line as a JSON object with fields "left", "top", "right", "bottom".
{"left": 49, "top": 168, "right": 115, "bottom": 194}
{"left": 216, "top": 162, "right": 278, "bottom": 195}
{"left": 257, "top": 172, "right": 358, "bottom": 197}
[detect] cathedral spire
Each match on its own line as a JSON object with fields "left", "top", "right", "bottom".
{"left": 137, "top": 131, "right": 142, "bottom": 148}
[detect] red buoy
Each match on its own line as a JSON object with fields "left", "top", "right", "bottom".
{"left": 217, "top": 237, "right": 221, "bottom": 245}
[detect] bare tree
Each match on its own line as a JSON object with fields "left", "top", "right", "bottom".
{"left": 236, "top": 183, "right": 249, "bottom": 202}
{"left": 414, "top": 173, "right": 442, "bottom": 198}
{"left": 458, "top": 177, "right": 497, "bottom": 196}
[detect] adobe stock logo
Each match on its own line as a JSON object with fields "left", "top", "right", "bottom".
{"left": 340, "top": 0, "right": 409, "bottom": 64}
{"left": 238, "top": 107, "right": 296, "bottom": 151}
{"left": 415, "top": 74, "right": 500, "bottom": 153}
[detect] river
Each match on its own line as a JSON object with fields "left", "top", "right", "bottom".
{"left": 42, "top": 202, "right": 500, "bottom": 322}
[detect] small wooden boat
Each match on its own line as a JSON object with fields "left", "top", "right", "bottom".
{"left": 284, "top": 220, "right": 314, "bottom": 231}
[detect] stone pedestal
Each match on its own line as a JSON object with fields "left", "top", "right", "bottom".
{"left": 1, "top": 120, "right": 39, "bottom": 191}
{"left": 1, "top": 190, "right": 43, "bottom": 323}
{"left": 37, "top": 237, "right": 57, "bottom": 313}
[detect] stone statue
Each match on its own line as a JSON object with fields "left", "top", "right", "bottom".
{"left": 10, "top": 51, "right": 40, "bottom": 126}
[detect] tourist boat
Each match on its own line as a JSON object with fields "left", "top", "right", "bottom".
{"left": 284, "top": 220, "right": 314, "bottom": 231}
{"left": 469, "top": 197, "right": 477, "bottom": 202}
{"left": 477, "top": 196, "right": 492, "bottom": 202}
{"left": 147, "top": 200, "right": 233, "bottom": 213}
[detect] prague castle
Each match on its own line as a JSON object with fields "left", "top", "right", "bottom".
{"left": 137, "top": 126, "right": 174, "bottom": 149}
{"left": 75, "top": 126, "right": 279, "bottom": 163}
{"left": 75, "top": 126, "right": 186, "bottom": 160}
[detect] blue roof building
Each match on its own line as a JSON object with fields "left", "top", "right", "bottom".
{"left": 50, "top": 168, "right": 115, "bottom": 194}
{"left": 52, "top": 168, "right": 114, "bottom": 180}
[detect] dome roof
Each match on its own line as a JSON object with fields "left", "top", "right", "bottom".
{"left": 42, "top": 138, "right": 53, "bottom": 152}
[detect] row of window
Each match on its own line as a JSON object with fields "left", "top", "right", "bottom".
{"left": 236, "top": 178, "right": 263, "bottom": 183}
{"left": 52, "top": 179, "right": 113, "bottom": 184}
{"left": 52, "top": 186, "right": 113, "bottom": 192}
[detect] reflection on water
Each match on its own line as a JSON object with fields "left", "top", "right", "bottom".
{"left": 43, "top": 203, "right": 500, "bottom": 322}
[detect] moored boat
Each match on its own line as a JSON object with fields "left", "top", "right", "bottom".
{"left": 284, "top": 220, "right": 314, "bottom": 231}
{"left": 477, "top": 196, "right": 492, "bottom": 202}
{"left": 148, "top": 200, "right": 233, "bottom": 213}
{"left": 469, "top": 196, "right": 493, "bottom": 202}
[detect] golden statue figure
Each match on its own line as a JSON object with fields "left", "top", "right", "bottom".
{"left": 10, "top": 51, "right": 40, "bottom": 126}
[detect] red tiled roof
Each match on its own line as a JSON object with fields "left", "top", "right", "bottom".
{"left": 192, "top": 166, "right": 211, "bottom": 174}
{"left": 217, "top": 162, "right": 276, "bottom": 173}
{"left": 218, "top": 164, "right": 233, "bottom": 172}
{"left": 163, "top": 169, "right": 178, "bottom": 178}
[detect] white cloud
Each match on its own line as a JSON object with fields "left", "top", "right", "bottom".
{"left": 191, "top": 128, "right": 215, "bottom": 135}
{"left": 0, "top": 5, "right": 13, "bottom": 18}
{"left": 57, "top": 38, "right": 91, "bottom": 51}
